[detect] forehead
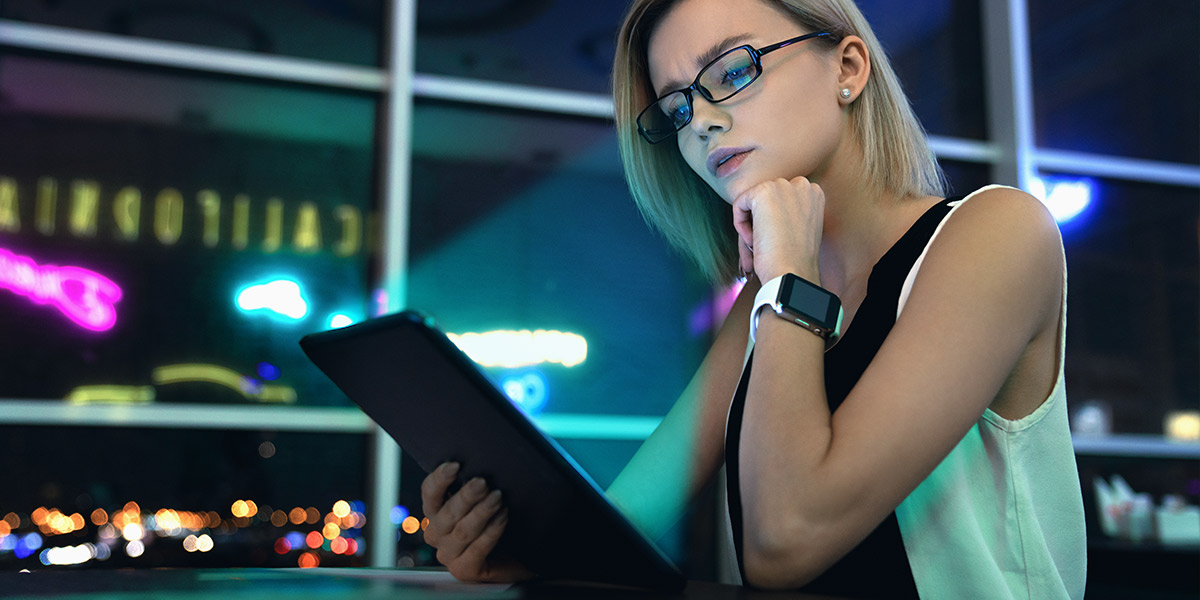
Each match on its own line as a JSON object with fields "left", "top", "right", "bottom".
{"left": 646, "top": 0, "right": 796, "bottom": 92}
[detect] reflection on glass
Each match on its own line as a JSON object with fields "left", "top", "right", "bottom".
{"left": 0, "top": 55, "right": 376, "bottom": 405}
{"left": 1053, "top": 176, "right": 1198, "bottom": 434}
{"left": 1, "top": 0, "right": 383, "bottom": 66}
{"left": 1029, "top": 0, "right": 1199, "bottom": 162}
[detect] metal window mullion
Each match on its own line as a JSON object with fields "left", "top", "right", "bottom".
{"left": 1033, "top": 149, "right": 1200, "bottom": 188}
{"left": 368, "top": 0, "right": 417, "bottom": 570}
{"left": 982, "top": 0, "right": 1036, "bottom": 189}
{"left": 0, "top": 19, "right": 386, "bottom": 91}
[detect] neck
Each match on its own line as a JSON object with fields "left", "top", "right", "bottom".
{"left": 808, "top": 143, "right": 896, "bottom": 296}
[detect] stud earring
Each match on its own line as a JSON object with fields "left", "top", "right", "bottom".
{"left": 840, "top": 88, "right": 852, "bottom": 99}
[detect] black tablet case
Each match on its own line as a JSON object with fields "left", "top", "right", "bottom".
{"left": 299, "top": 311, "right": 685, "bottom": 591}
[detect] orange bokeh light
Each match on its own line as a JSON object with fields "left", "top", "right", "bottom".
{"left": 401, "top": 516, "right": 420, "bottom": 535}
{"left": 298, "top": 551, "right": 319, "bottom": 569}
{"left": 270, "top": 510, "right": 287, "bottom": 527}
{"left": 289, "top": 507, "right": 306, "bottom": 525}
{"left": 330, "top": 536, "right": 348, "bottom": 555}
{"left": 305, "top": 530, "right": 323, "bottom": 549}
{"left": 91, "top": 508, "right": 108, "bottom": 526}
{"left": 322, "top": 523, "right": 340, "bottom": 540}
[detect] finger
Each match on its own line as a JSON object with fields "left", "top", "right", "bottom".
{"left": 444, "top": 489, "right": 504, "bottom": 549}
{"left": 451, "top": 509, "right": 534, "bottom": 583}
{"left": 429, "top": 476, "right": 490, "bottom": 547}
{"left": 437, "top": 490, "right": 504, "bottom": 571}
{"left": 737, "top": 238, "right": 753, "bottom": 281}
{"left": 731, "top": 200, "right": 755, "bottom": 278}
{"left": 420, "top": 462, "right": 460, "bottom": 517}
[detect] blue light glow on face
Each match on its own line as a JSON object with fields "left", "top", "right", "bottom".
{"left": 235, "top": 278, "right": 309, "bottom": 320}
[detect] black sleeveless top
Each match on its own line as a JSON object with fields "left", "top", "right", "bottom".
{"left": 724, "top": 197, "right": 960, "bottom": 597}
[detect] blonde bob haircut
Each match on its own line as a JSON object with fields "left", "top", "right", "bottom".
{"left": 613, "top": 0, "right": 946, "bottom": 284}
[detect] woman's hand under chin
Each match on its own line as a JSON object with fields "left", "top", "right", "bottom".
{"left": 732, "top": 176, "right": 826, "bottom": 283}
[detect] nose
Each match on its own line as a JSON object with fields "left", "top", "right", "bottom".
{"left": 686, "top": 96, "right": 730, "bottom": 139}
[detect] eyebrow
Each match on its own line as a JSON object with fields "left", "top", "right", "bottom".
{"left": 655, "top": 33, "right": 755, "bottom": 97}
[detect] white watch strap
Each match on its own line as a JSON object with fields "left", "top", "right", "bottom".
{"left": 749, "top": 275, "right": 785, "bottom": 343}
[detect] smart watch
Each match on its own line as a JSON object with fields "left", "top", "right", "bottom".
{"left": 751, "top": 273, "right": 844, "bottom": 344}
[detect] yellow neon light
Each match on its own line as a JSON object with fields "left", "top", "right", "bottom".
{"left": 446, "top": 330, "right": 587, "bottom": 368}
{"left": 65, "top": 385, "right": 155, "bottom": 405}
{"left": 152, "top": 364, "right": 296, "bottom": 403}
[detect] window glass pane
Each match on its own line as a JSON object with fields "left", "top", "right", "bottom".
{"left": 415, "top": 0, "right": 989, "bottom": 141}
{"left": 1029, "top": 0, "right": 1200, "bottom": 163}
{"left": 415, "top": 1, "right": 626, "bottom": 94}
{"left": 0, "top": 54, "right": 378, "bottom": 406}
{"left": 407, "top": 102, "right": 712, "bottom": 553}
{"left": 859, "top": 0, "right": 987, "bottom": 139}
{"left": 1051, "top": 176, "right": 1198, "bottom": 434}
{"left": 0, "top": 426, "right": 368, "bottom": 568}
{"left": 939, "top": 159, "right": 993, "bottom": 197}
{"left": 409, "top": 101, "right": 711, "bottom": 424}
{"left": 1, "top": 0, "right": 383, "bottom": 67}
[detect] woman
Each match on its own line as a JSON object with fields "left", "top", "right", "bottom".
{"left": 420, "top": 0, "right": 1087, "bottom": 596}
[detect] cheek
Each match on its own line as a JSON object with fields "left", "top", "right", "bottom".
{"left": 677, "top": 137, "right": 709, "bottom": 181}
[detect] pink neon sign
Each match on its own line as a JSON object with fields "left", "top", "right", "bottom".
{"left": 0, "top": 248, "right": 122, "bottom": 332}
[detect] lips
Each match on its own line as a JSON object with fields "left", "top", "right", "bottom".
{"left": 707, "top": 147, "right": 753, "bottom": 177}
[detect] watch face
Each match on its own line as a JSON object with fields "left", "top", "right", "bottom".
{"left": 780, "top": 274, "right": 841, "bottom": 327}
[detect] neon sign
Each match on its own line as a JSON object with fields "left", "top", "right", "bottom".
{"left": 236, "top": 279, "right": 309, "bottom": 320}
{"left": 152, "top": 363, "right": 297, "bottom": 403}
{"left": 0, "top": 175, "right": 365, "bottom": 257}
{"left": 446, "top": 330, "right": 587, "bottom": 368}
{"left": 0, "top": 248, "right": 122, "bottom": 332}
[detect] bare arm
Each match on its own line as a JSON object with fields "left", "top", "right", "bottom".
{"left": 605, "top": 275, "right": 761, "bottom": 541}
{"left": 736, "top": 188, "right": 1065, "bottom": 588}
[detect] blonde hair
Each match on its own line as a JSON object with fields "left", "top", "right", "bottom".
{"left": 613, "top": 0, "right": 946, "bottom": 283}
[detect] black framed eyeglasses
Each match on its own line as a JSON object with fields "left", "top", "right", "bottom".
{"left": 636, "top": 31, "right": 832, "bottom": 144}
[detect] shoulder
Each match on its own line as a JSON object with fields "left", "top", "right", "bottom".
{"left": 910, "top": 185, "right": 1064, "bottom": 326}
{"left": 946, "top": 185, "right": 1062, "bottom": 248}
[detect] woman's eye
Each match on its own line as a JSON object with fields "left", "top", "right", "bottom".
{"left": 721, "top": 66, "right": 752, "bottom": 87}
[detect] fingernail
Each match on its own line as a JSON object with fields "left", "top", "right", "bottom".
{"left": 441, "top": 462, "right": 460, "bottom": 476}
{"left": 467, "top": 477, "right": 486, "bottom": 492}
{"left": 486, "top": 490, "right": 502, "bottom": 505}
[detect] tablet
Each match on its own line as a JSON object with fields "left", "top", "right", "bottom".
{"left": 299, "top": 310, "right": 685, "bottom": 591}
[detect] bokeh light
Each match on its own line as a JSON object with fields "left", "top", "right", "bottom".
{"left": 401, "top": 516, "right": 420, "bottom": 535}
{"left": 332, "top": 500, "right": 351, "bottom": 519}
{"left": 322, "top": 523, "right": 340, "bottom": 540}
{"left": 389, "top": 505, "right": 408, "bottom": 525}
{"left": 289, "top": 507, "right": 306, "bottom": 525}
{"left": 305, "top": 531, "right": 323, "bottom": 549}
{"left": 298, "top": 551, "right": 319, "bottom": 568}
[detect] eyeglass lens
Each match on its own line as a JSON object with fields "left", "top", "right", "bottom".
{"left": 640, "top": 47, "right": 760, "bottom": 141}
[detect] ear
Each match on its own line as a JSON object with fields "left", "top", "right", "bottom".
{"left": 834, "top": 35, "right": 870, "bottom": 104}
